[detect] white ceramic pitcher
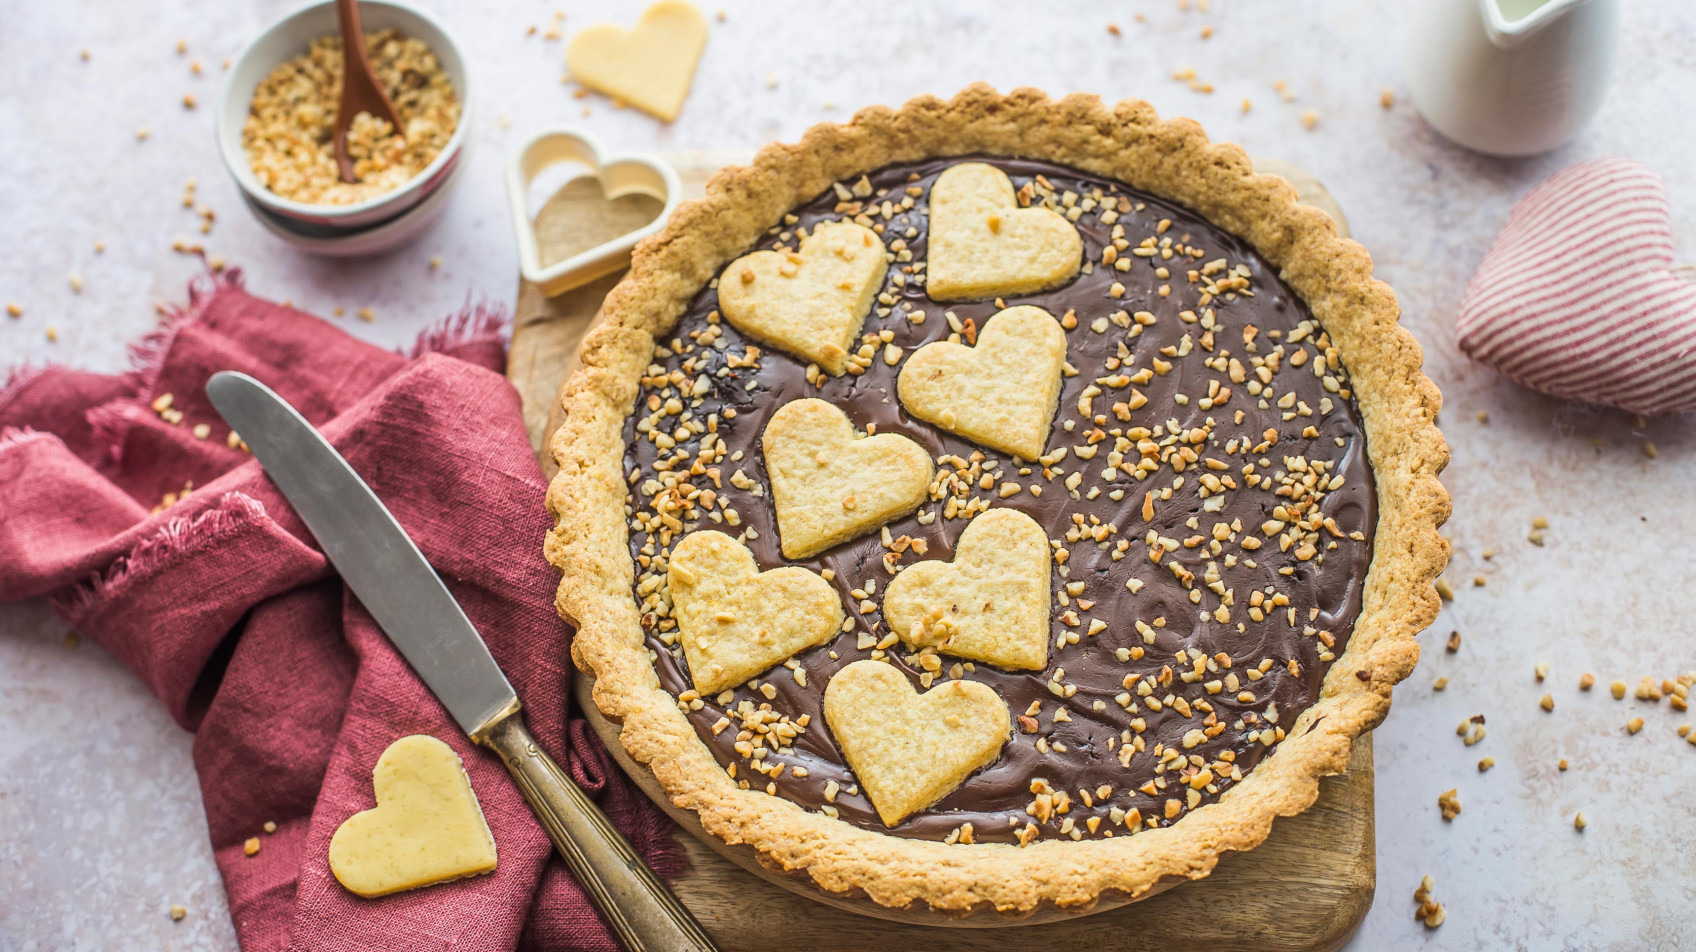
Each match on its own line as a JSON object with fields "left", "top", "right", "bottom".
{"left": 1405, "top": 0, "right": 1618, "bottom": 156}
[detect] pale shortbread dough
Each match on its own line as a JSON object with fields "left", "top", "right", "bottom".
{"left": 328, "top": 734, "right": 498, "bottom": 898}
{"left": 566, "top": 0, "right": 708, "bottom": 122}
{"left": 824, "top": 659, "right": 1011, "bottom": 827}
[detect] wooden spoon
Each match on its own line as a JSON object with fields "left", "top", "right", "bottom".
{"left": 332, "top": 0, "right": 405, "bottom": 184}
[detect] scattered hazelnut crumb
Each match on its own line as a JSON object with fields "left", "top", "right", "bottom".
{"left": 1532, "top": 515, "right": 1549, "bottom": 529}
{"left": 45, "top": 326, "right": 59, "bottom": 342}
{"left": 1438, "top": 787, "right": 1461, "bottom": 820}
{"left": 192, "top": 423, "right": 212, "bottom": 440}
{"left": 5, "top": 302, "right": 20, "bottom": 317}
{"left": 68, "top": 272, "right": 83, "bottom": 293}
{"left": 183, "top": 93, "right": 197, "bottom": 109}
{"left": 170, "top": 904, "right": 187, "bottom": 921}
{"left": 1643, "top": 441, "right": 1657, "bottom": 459}
{"left": 1107, "top": 23, "right": 1121, "bottom": 36}
{"left": 1610, "top": 679, "right": 1627, "bottom": 700}
{"left": 1573, "top": 811, "right": 1586, "bottom": 831}
{"left": 137, "top": 125, "right": 152, "bottom": 141}
{"left": 1445, "top": 630, "right": 1461, "bottom": 653}
{"left": 263, "top": 820, "right": 278, "bottom": 834}
{"left": 1380, "top": 88, "right": 1394, "bottom": 109}
{"left": 428, "top": 255, "right": 443, "bottom": 270}
{"left": 1539, "top": 693, "right": 1554, "bottom": 712}
{"left": 1477, "top": 756, "right": 1495, "bottom": 772}
{"left": 1534, "top": 662, "right": 1549, "bottom": 681}
{"left": 1477, "top": 410, "right": 1489, "bottom": 423}
{"left": 243, "top": 836, "right": 261, "bottom": 856}
{"left": 1473, "top": 575, "right": 1486, "bottom": 587}
{"left": 764, "top": 71, "right": 778, "bottom": 89}
{"left": 191, "top": 60, "right": 203, "bottom": 75}
{"left": 94, "top": 240, "right": 105, "bottom": 254}
{"left": 1413, "top": 875, "right": 1446, "bottom": 928}
{"left": 64, "top": 631, "right": 80, "bottom": 649}
{"left": 1240, "top": 97, "right": 1252, "bottom": 113}
{"left": 356, "top": 307, "right": 375, "bottom": 322}
{"left": 1626, "top": 717, "right": 1644, "bottom": 735}
{"left": 1558, "top": 758, "right": 1568, "bottom": 770}
{"left": 1200, "top": 24, "right": 1213, "bottom": 39}
{"left": 80, "top": 49, "right": 91, "bottom": 61}
{"left": 1435, "top": 578, "right": 1455, "bottom": 600}
{"left": 1579, "top": 672, "right": 1595, "bottom": 690}
{"left": 1433, "top": 676, "right": 1448, "bottom": 690}
{"left": 176, "top": 38, "right": 187, "bottom": 55}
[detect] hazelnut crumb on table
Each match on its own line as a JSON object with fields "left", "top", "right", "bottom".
{"left": 1413, "top": 875, "right": 1446, "bottom": 928}
{"left": 1438, "top": 787, "right": 1462, "bottom": 820}
{"left": 243, "top": 29, "right": 459, "bottom": 206}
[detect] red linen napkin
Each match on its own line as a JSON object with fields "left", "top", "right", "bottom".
{"left": 0, "top": 272, "right": 682, "bottom": 951}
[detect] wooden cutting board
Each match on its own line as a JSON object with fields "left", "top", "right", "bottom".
{"left": 508, "top": 151, "right": 1375, "bottom": 950}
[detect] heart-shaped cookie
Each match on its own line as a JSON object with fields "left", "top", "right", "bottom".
{"left": 565, "top": 0, "right": 709, "bottom": 122}
{"left": 328, "top": 734, "right": 498, "bottom": 898}
{"left": 824, "top": 659, "right": 1011, "bottom": 826}
{"left": 926, "top": 162, "right": 1082, "bottom": 301}
{"left": 762, "top": 398, "right": 934, "bottom": 559}
{"left": 882, "top": 507, "right": 1051, "bottom": 671}
{"left": 669, "top": 530, "right": 844, "bottom": 694}
{"left": 897, "top": 305, "right": 1067, "bottom": 459}
{"left": 1457, "top": 157, "right": 1696, "bottom": 415}
{"left": 717, "top": 219, "right": 888, "bottom": 376}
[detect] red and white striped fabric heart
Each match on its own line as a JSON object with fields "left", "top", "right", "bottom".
{"left": 1457, "top": 157, "right": 1696, "bottom": 415}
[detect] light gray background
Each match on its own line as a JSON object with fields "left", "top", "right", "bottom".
{"left": 2, "top": 1, "right": 1693, "bottom": 950}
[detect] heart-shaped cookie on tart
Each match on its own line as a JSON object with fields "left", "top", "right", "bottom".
{"left": 897, "top": 304, "right": 1068, "bottom": 460}
{"left": 882, "top": 507, "right": 1051, "bottom": 671}
{"left": 668, "top": 529, "right": 843, "bottom": 694}
{"left": 718, "top": 219, "right": 888, "bottom": 376}
{"left": 927, "top": 162, "right": 1083, "bottom": 301}
{"left": 824, "top": 659, "right": 1011, "bottom": 827}
{"left": 763, "top": 398, "right": 934, "bottom": 559}
{"left": 545, "top": 87, "right": 1448, "bottom": 919}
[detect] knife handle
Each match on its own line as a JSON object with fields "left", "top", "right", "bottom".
{"left": 482, "top": 714, "right": 720, "bottom": 952}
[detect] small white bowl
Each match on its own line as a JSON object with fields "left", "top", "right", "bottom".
{"left": 216, "top": 0, "right": 472, "bottom": 245}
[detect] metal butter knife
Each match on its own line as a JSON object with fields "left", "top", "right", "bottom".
{"left": 206, "top": 371, "right": 718, "bottom": 952}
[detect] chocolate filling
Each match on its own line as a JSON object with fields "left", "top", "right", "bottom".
{"left": 622, "top": 156, "right": 1374, "bottom": 843}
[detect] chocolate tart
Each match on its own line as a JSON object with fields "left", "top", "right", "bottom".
{"left": 545, "top": 86, "right": 1449, "bottom": 917}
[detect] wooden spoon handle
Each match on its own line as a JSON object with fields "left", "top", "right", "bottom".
{"left": 333, "top": 0, "right": 405, "bottom": 184}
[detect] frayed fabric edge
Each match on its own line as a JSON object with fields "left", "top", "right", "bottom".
{"left": 0, "top": 424, "right": 60, "bottom": 455}
{"left": 52, "top": 490, "right": 270, "bottom": 624}
{"left": 87, "top": 268, "right": 247, "bottom": 470}
{"left": 405, "top": 296, "right": 510, "bottom": 359}
{"left": 0, "top": 364, "right": 53, "bottom": 418}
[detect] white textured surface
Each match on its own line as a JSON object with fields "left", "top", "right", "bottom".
{"left": 3, "top": 1, "right": 1695, "bottom": 949}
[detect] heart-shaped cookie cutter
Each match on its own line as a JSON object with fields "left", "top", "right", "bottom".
{"left": 507, "top": 128, "right": 682, "bottom": 296}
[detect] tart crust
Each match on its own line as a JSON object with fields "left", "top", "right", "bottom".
{"left": 544, "top": 85, "right": 1450, "bottom": 916}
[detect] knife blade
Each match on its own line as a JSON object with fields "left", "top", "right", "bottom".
{"left": 205, "top": 370, "right": 517, "bottom": 738}
{"left": 205, "top": 371, "right": 718, "bottom": 952}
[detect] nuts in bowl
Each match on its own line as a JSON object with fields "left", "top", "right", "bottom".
{"left": 217, "top": 0, "right": 471, "bottom": 242}
{"left": 243, "top": 28, "right": 460, "bottom": 207}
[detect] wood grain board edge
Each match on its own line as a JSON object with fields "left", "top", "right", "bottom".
{"left": 510, "top": 151, "right": 1374, "bottom": 948}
